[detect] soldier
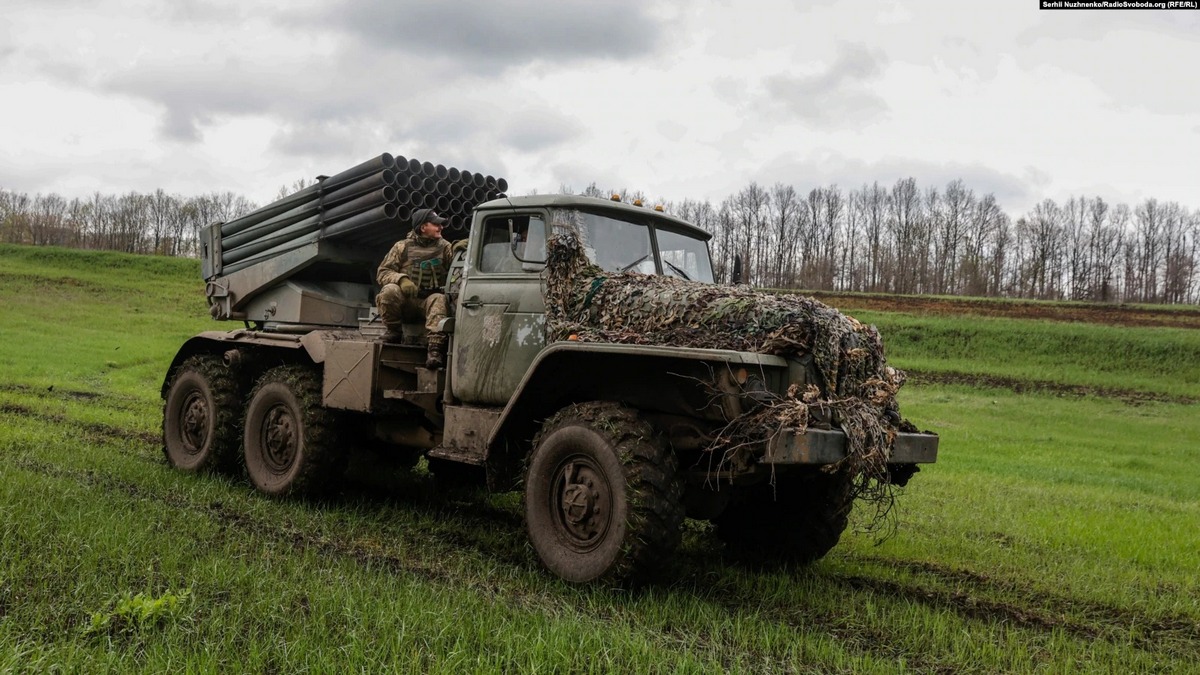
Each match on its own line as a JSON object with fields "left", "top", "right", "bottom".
{"left": 376, "top": 208, "right": 457, "bottom": 368}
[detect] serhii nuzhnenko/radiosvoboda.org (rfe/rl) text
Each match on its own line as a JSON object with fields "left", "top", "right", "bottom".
{"left": 1041, "top": 0, "right": 1199, "bottom": 9}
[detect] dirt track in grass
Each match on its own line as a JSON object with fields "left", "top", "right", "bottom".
{"left": 807, "top": 292, "right": 1200, "bottom": 329}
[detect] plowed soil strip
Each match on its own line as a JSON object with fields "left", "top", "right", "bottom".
{"left": 806, "top": 292, "right": 1200, "bottom": 329}
{"left": 907, "top": 371, "right": 1197, "bottom": 405}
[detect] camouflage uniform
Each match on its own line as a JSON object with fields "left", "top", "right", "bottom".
{"left": 376, "top": 231, "right": 453, "bottom": 340}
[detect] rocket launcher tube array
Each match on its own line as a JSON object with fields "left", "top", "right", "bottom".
{"left": 219, "top": 153, "right": 396, "bottom": 237}
{"left": 212, "top": 153, "right": 508, "bottom": 271}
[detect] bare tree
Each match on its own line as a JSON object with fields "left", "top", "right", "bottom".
{"left": 275, "top": 177, "right": 313, "bottom": 200}
{"left": 889, "top": 178, "right": 923, "bottom": 294}
{"left": 1084, "top": 198, "right": 1120, "bottom": 301}
{"left": 1132, "top": 199, "right": 1168, "bottom": 302}
{"left": 1161, "top": 202, "right": 1191, "bottom": 304}
{"left": 811, "top": 185, "right": 844, "bottom": 291}
{"left": 933, "top": 180, "right": 972, "bottom": 295}
{"left": 147, "top": 189, "right": 179, "bottom": 255}
{"left": 768, "top": 183, "right": 800, "bottom": 288}
{"left": 1021, "top": 199, "right": 1065, "bottom": 299}
{"left": 961, "top": 193, "right": 1001, "bottom": 296}
{"left": 854, "top": 182, "right": 890, "bottom": 292}
{"left": 731, "top": 183, "right": 770, "bottom": 286}
{"left": 0, "top": 190, "right": 32, "bottom": 244}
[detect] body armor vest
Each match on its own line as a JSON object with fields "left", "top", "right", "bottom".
{"left": 405, "top": 237, "right": 449, "bottom": 290}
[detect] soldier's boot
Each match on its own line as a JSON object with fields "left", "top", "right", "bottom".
{"left": 425, "top": 335, "right": 447, "bottom": 370}
{"left": 380, "top": 324, "right": 405, "bottom": 344}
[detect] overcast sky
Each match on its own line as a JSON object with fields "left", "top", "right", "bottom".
{"left": 2, "top": 0, "right": 1197, "bottom": 216}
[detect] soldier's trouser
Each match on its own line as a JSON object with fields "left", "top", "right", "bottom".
{"left": 376, "top": 284, "right": 448, "bottom": 341}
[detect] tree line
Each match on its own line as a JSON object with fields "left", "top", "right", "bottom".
{"left": 0, "top": 189, "right": 257, "bottom": 257}
{"left": 3, "top": 177, "right": 1198, "bottom": 305}
{"left": 666, "top": 180, "right": 1199, "bottom": 305}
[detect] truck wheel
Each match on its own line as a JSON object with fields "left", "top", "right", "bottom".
{"left": 243, "top": 366, "right": 342, "bottom": 497}
{"left": 524, "top": 402, "right": 684, "bottom": 584}
{"left": 714, "top": 469, "right": 854, "bottom": 565}
{"left": 162, "top": 355, "right": 242, "bottom": 473}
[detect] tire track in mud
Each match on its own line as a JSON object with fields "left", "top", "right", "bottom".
{"left": 8, "top": 456, "right": 527, "bottom": 587}
{"left": 8, "top": 456, "right": 936, "bottom": 669}
{"left": 906, "top": 370, "right": 1197, "bottom": 405}
{"left": 829, "top": 573, "right": 1198, "bottom": 657}
{"left": 0, "top": 401, "right": 159, "bottom": 447}
{"left": 0, "top": 382, "right": 151, "bottom": 411}
{"left": 60, "top": 452, "right": 1200, "bottom": 662}
{"left": 7, "top": 408, "right": 1197, "bottom": 664}
{"left": 664, "top": 560, "right": 1200, "bottom": 666}
{"left": 849, "top": 557, "right": 1200, "bottom": 642}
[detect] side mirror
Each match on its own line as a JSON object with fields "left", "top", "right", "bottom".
{"left": 508, "top": 216, "right": 547, "bottom": 266}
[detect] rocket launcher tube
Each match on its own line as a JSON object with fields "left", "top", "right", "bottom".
{"left": 220, "top": 171, "right": 396, "bottom": 250}
{"left": 219, "top": 153, "right": 394, "bottom": 236}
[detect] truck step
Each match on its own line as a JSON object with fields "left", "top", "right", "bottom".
{"left": 427, "top": 446, "right": 486, "bottom": 465}
{"left": 381, "top": 389, "right": 440, "bottom": 409}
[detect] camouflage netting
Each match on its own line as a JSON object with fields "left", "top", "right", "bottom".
{"left": 542, "top": 231, "right": 918, "bottom": 531}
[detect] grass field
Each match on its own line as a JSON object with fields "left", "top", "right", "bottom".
{"left": 2, "top": 243, "right": 1198, "bottom": 673}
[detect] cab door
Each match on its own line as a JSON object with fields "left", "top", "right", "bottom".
{"left": 451, "top": 213, "right": 547, "bottom": 405}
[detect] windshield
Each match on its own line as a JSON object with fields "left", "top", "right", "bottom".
{"left": 656, "top": 225, "right": 715, "bottom": 282}
{"left": 548, "top": 208, "right": 714, "bottom": 283}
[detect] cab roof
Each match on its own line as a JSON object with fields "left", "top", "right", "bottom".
{"left": 474, "top": 194, "right": 712, "bottom": 241}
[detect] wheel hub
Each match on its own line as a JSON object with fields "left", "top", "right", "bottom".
{"left": 552, "top": 458, "right": 611, "bottom": 551}
{"left": 180, "top": 392, "right": 209, "bottom": 454}
{"left": 262, "top": 405, "right": 297, "bottom": 473}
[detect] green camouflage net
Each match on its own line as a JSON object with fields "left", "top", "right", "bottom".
{"left": 543, "top": 231, "right": 917, "bottom": 531}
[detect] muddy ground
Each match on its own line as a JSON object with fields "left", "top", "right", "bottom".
{"left": 805, "top": 292, "right": 1200, "bottom": 330}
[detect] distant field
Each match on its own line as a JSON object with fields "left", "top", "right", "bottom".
{"left": 2, "top": 243, "right": 1197, "bottom": 673}
{"left": 807, "top": 290, "right": 1200, "bottom": 329}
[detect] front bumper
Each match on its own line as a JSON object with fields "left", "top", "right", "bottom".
{"left": 763, "top": 428, "right": 939, "bottom": 465}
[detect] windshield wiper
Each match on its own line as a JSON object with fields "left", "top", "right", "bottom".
{"left": 620, "top": 254, "right": 651, "bottom": 272}
{"left": 663, "top": 260, "right": 691, "bottom": 280}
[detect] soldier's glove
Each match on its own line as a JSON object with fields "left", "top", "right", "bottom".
{"left": 451, "top": 239, "right": 468, "bottom": 254}
{"left": 399, "top": 277, "right": 418, "bottom": 299}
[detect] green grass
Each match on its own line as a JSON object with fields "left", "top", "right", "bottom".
{"left": 1, "top": 243, "right": 1198, "bottom": 672}
{"left": 856, "top": 311, "right": 1200, "bottom": 399}
{"left": 0, "top": 243, "right": 209, "bottom": 431}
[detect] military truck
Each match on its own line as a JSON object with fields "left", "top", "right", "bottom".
{"left": 161, "top": 154, "right": 937, "bottom": 583}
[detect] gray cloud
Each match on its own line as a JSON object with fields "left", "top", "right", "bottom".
{"left": 100, "top": 41, "right": 465, "bottom": 143}
{"left": 298, "top": 0, "right": 663, "bottom": 74}
{"left": 156, "top": 0, "right": 249, "bottom": 24}
{"left": 399, "top": 108, "right": 491, "bottom": 147}
{"left": 21, "top": 0, "right": 652, "bottom": 149}
{"left": 754, "top": 152, "right": 1037, "bottom": 214}
{"left": 268, "top": 120, "right": 390, "bottom": 161}
{"left": 501, "top": 110, "right": 582, "bottom": 153}
{"left": 763, "top": 42, "right": 889, "bottom": 126}
{"left": 546, "top": 159, "right": 629, "bottom": 197}
{"left": 1016, "top": 12, "right": 1200, "bottom": 116}
{"left": 0, "top": 161, "right": 59, "bottom": 196}
{"left": 105, "top": 64, "right": 291, "bottom": 141}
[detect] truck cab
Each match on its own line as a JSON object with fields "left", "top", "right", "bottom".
{"left": 451, "top": 195, "right": 713, "bottom": 404}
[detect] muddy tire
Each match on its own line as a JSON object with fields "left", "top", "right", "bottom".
{"left": 243, "top": 365, "right": 342, "bottom": 497}
{"left": 524, "top": 402, "right": 684, "bottom": 584}
{"left": 714, "top": 469, "right": 855, "bottom": 565}
{"left": 162, "top": 355, "right": 242, "bottom": 473}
